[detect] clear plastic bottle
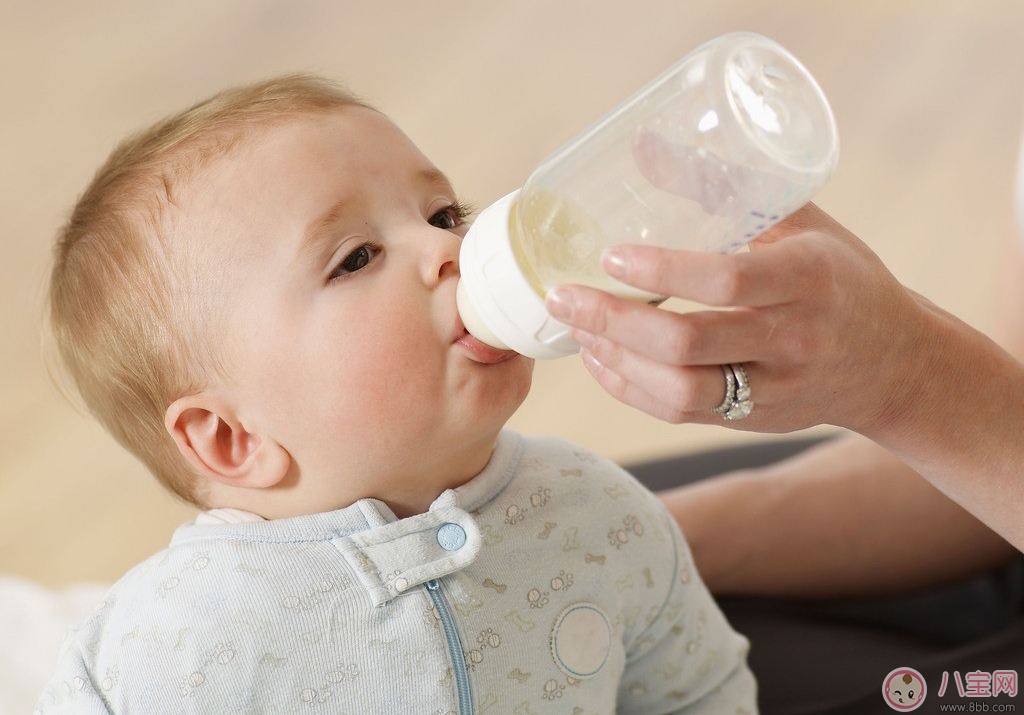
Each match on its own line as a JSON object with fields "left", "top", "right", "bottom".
{"left": 456, "top": 32, "right": 839, "bottom": 359}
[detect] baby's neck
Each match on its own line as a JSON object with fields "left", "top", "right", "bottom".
{"left": 203, "top": 433, "right": 501, "bottom": 521}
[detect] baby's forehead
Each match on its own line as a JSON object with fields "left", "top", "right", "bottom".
{"left": 181, "top": 108, "right": 408, "bottom": 195}
{"left": 199, "top": 111, "right": 434, "bottom": 209}
{"left": 163, "top": 107, "right": 448, "bottom": 279}
{"left": 181, "top": 114, "right": 334, "bottom": 183}
{"left": 166, "top": 109, "right": 421, "bottom": 251}
{"left": 162, "top": 116, "right": 327, "bottom": 217}
{"left": 235, "top": 107, "right": 400, "bottom": 160}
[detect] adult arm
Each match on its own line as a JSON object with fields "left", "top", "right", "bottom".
{"left": 864, "top": 282, "right": 1024, "bottom": 553}
{"left": 660, "top": 431, "right": 1018, "bottom": 597}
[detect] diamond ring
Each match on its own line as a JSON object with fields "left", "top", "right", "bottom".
{"left": 714, "top": 363, "right": 754, "bottom": 421}
{"left": 711, "top": 365, "right": 736, "bottom": 416}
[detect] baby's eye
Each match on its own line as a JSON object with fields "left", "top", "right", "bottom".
{"left": 328, "top": 243, "right": 381, "bottom": 283}
{"left": 429, "top": 200, "right": 474, "bottom": 230}
{"left": 908, "top": 690, "right": 914, "bottom": 699}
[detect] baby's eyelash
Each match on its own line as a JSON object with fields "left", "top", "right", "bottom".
{"left": 446, "top": 199, "right": 475, "bottom": 224}
{"left": 327, "top": 242, "right": 382, "bottom": 284}
{"left": 426, "top": 199, "right": 475, "bottom": 231}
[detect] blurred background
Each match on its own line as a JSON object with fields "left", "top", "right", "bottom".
{"left": 2, "top": 1, "right": 1022, "bottom": 593}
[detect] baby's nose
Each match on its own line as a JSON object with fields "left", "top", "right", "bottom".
{"left": 420, "top": 230, "right": 462, "bottom": 286}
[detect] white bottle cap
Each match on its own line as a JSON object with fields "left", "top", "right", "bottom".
{"left": 457, "top": 189, "right": 580, "bottom": 359}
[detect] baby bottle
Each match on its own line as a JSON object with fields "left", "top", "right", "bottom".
{"left": 456, "top": 31, "right": 840, "bottom": 359}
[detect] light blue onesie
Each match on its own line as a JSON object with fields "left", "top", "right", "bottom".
{"left": 37, "top": 430, "right": 757, "bottom": 714}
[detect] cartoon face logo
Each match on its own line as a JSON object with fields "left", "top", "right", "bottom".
{"left": 882, "top": 667, "right": 926, "bottom": 711}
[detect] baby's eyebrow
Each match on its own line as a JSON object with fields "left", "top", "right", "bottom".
{"left": 296, "top": 167, "right": 455, "bottom": 264}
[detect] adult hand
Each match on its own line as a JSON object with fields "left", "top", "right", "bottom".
{"left": 544, "top": 203, "right": 931, "bottom": 435}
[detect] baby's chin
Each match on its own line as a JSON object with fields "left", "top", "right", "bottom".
{"left": 458, "top": 358, "right": 533, "bottom": 429}
{"left": 499, "top": 356, "right": 535, "bottom": 408}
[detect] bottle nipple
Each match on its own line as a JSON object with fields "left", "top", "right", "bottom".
{"left": 456, "top": 279, "right": 512, "bottom": 351}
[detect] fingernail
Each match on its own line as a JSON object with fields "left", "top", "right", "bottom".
{"left": 581, "top": 350, "right": 603, "bottom": 370}
{"left": 546, "top": 288, "right": 575, "bottom": 321}
{"left": 602, "top": 249, "right": 629, "bottom": 279}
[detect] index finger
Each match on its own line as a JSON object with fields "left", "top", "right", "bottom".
{"left": 601, "top": 235, "right": 824, "bottom": 308}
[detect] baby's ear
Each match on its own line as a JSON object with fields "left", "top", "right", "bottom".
{"left": 164, "top": 394, "right": 290, "bottom": 490}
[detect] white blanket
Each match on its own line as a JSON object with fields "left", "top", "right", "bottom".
{"left": 1, "top": 576, "right": 109, "bottom": 714}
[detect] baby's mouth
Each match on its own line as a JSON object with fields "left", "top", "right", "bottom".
{"left": 451, "top": 315, "right": 518, "bottom": 364}
{"left": 456, "top": 330, "right": 519, "bottom": 364}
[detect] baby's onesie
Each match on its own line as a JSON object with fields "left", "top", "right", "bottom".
{"left": 36, "top": 430, "right": 757, "bottom": 714}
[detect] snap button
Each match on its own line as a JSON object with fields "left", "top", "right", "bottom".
{"left": 436, "top": 522, "right": 467, "bottom": 551}
{"left": 394, "top": 577, "right": 409, "bottom": 592}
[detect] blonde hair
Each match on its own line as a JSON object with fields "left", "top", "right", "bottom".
{"left": 44, "top": 74, "right": 375, "bottom": 505}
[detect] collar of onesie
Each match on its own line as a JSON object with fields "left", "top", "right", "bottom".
{"left": 170, "top": 429, "right": 525, "bottom": 606}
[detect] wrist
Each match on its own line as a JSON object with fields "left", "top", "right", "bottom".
{"left": 860, "top": 289, "right": 1021, "bottom": 460}
{"left": 854, "top": 287, "right": 949, "bottom": 440}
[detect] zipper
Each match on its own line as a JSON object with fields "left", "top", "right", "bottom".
{"left": 426, "top": 578, "right": 473, "bottom": 715}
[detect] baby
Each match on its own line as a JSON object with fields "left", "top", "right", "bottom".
{"left": 37, "top": 74, "right": 757, "bottom": 714}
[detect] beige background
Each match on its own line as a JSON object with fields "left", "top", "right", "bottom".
{"left": 2, "top": 1, "right": 1021, "bottom": 589}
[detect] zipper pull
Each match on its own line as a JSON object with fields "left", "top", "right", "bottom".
{"left": 426, "top": 579, "right": 439, "bottom": 591}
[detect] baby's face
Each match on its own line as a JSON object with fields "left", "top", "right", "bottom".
{"left": 181, "top": 107, "right": 533, "bottom": 513}
{"left": 886, "top": 671, "right": 924, "bottom": 708}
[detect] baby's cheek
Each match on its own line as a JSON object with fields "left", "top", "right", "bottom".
{"left": 344, "top": 339, "right": 446, "bottom": 418}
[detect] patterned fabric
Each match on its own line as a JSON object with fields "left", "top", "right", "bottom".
{"left": 36, "top": 431, "right": 757, "bottom": 714}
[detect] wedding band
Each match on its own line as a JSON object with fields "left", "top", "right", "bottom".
{"left": 732, "top": 363, "right": 751, "bottom": 402}
{"left": 711, "top": 365, "right": 736, "bottom": 415}
{"left": 723, "top": 363, "right": 753, "bottom": 421}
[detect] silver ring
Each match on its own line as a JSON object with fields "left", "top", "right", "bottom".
{"left": 723, "top": 363, "right": 753, "bottom": 421}
{"left": 711, "top": 365, "right": 736, "bottom": 415}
